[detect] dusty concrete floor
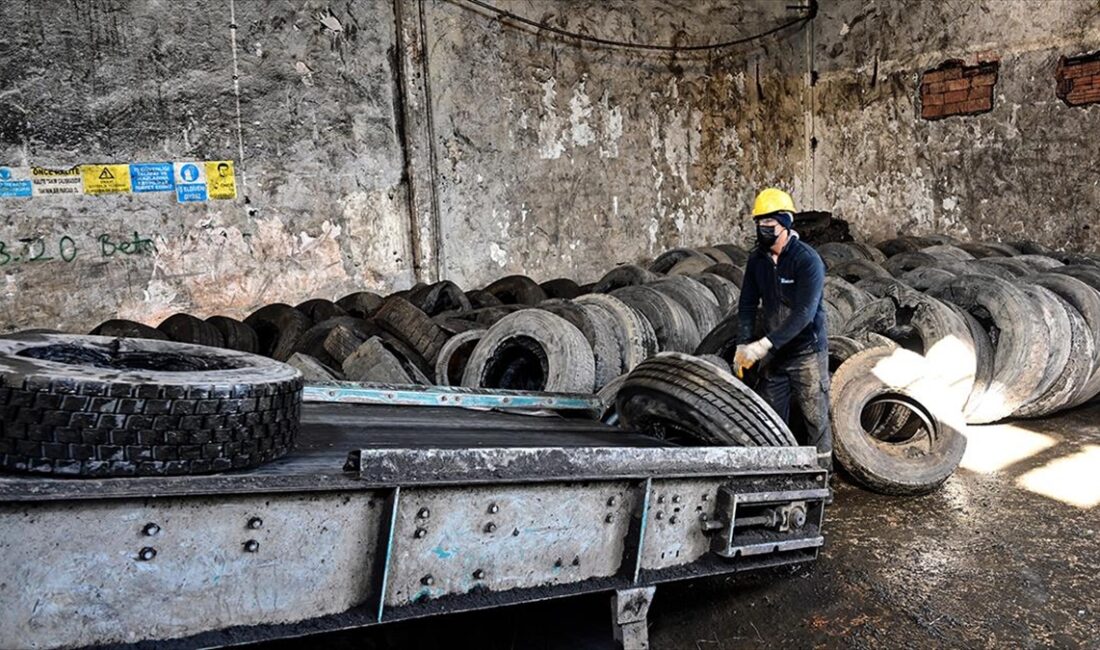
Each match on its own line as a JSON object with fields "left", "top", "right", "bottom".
{"left": 254, "top": 404, "right": 1100, "bottom": 649}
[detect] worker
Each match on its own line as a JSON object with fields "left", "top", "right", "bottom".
{"left": 734, "top": 188, "right": 831, "bottom": 471}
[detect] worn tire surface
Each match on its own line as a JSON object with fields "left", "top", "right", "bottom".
{"left": 575, "top": 293, "right": 658, "bottom": 372}
{"left": 244, "top": 304, "right": 312, "bottom": 362}
{"left": 484, "top": 275, "right": 548, "bottom": 305}
{"left": 90, "top": 319, "right": 169, "bottom": 341}
{"left": 690, "top": 272, "right": 740, "bottom": 314}
{"left": 831, "top": 347, "right": 967, "bottom": 495}
{"left": 612, "top": 285, "right": 701, "bottom": 352}
{"left": 374, "top": 296, "right": 450, "bottom": 364}
{"left": 649, "top": 276, "right": 722, "bottom": 336}
{"left": 539, "top": 278, "right": 584, "bottom": 300}
{"left": 157, "top": 313, "right": 224, "bottom": 348}
{"left": 649, "top": 248, "right": 713, "bottom": 274}
{"left": 462, "top": 310, "right": 595, "bottom": 392}
{"left": 930, "top": 275, "right": 1048, "bottom": 423}
{"left": 592, "top": 265, "right": 661, "bottom": 294}
{"left": 898, "top": 266, "right": 956, "bottom": 292}
{"left": 434, "top": 329, "right": 486, "bottom": 386}
{"left": 336, "top": 292, "right": 384, "bottom": 319}
{"left": 616, "top": 352, "right": 795, "bottom": 447}
{"left": 0, "top": 333, "right": 302, "bottom": 477}
{"left": 702, "top": 263, "right": 744, "bottom": 288}
{"left": 407, "top": 281, "right": 472, "bottom": 316}
{"left": 1030, "top": 272, "right": 1100, "bottom": 407}
{"left": 206, "top": 316, "right": 260, "bottom": 354}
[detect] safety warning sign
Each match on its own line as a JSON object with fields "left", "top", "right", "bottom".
{"left": 129, "top": 162, "right": 174, "bottom": 193}
{"left": 205, "top": 160, "right": 237, "bottom": 200}
{"left": 31, "top": 166, "right": 83, "bottom": 196}
{"left": 81, "top": 164, "right": 131, "bottom": 195}
{"left": 0, "top": 167, "right": 32, "bottom": 199}
{"left": 174, "top": 162, "right": 207, "bottom": 203}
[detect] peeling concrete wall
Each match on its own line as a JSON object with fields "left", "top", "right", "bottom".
{"left": 811, "top": 0, "right": 1100, "bottom": 249}
{"left": 422, "top": 1, "right": 810, "bottom": 287}
{"left": 0, "top": 1, "right": 810, "bottom": 332}
{"left": 0, "top": 0, "right": 413, "bottom": 332}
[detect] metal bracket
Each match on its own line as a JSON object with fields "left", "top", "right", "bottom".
{"left": 707, "top": 486, "right": 827, "bottom": 559}
{"left": 303, "top": 381, "right": 601, "bottom": 412}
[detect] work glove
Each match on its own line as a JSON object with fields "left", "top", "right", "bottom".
{"left": 733, "top": 337, "right": 773, "bottom": 378}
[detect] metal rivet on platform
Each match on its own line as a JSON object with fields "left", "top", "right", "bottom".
{"left": 488, "top": 503, "right": 499, "bottom": 514}
{"left": 672, "top": 495, "right": 682, "bottom": 503}
{"left": 138, "top": 547, "right": 156, "bottom": 561}
{"left": 421, "top": 575, "right": 434, "bottom": 586}
{"left": 243, "top": 539, "right": 259, "bottom": 553}
{"left": 657, "top": 495, "right": 665, "bottom": 504}
{"left": 473, "top": 569, "right": 485, "bottom": 580}
{"left": 605, "top": 514, "right": 614, "bottom": 523}
{"left": 702, "top": 494, "right": 710, "bottom": 501}
{"left": 248, "top": 517, "right": 263, "bottom": 529}
{"left": 607, "top": 496, "right": 616, "bottom": 506}
{"left": 414, "top": 528, "right": 427, "bottom": 538}
{"left": 655, "top": 512, "right": 664, "bottom": 520}
{"left": 484, "top": 522, "right": 497, "bottom": 533}
{"left": 142, "top": 523, "right": 160, "bottom": 537}
{"left": 418, "top": 508, "right": 431, "bottom": 519}
{"left": 669, "top": 516, "right": 678, "bottom": 524}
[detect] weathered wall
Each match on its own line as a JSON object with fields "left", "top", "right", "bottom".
{"left": 0, "top": 0, "right": 413, "bottom": 332}
{"left": 423, "top": 1, "right": 810, "bottom": 287}
{"left": 0, "top": 1, "right": 810, "bottom": 332}
{"left": 811, "top": 0, "right": 1100, "bottom": 248}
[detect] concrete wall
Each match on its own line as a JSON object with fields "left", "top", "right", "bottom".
{"left": 810, "top": 0, "right": 1100, "bottom": 248}
{"left": 0, "top": 1, "right": 809, "bottom": 332}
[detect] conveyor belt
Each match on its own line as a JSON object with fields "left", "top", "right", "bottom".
{"left": 0, "top": 402, "right": 667, "bottom": 502}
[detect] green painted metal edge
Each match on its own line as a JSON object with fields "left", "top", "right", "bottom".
{"left": 302, "top": 381, "right": 602, "bottom": 412}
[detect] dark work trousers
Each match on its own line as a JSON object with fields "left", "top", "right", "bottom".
{"left": 760, "top": 348, "right": 832, "bottom": 471}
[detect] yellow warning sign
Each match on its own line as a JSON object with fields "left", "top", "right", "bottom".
{"left": 205, "top": 160, "right": 237, "bottom": 200}
{"left": 81, "top": 164, "right": 131, "bottom": 195}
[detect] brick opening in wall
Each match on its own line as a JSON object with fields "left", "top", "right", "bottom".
{"left": 919, "top": 59, "right": 998, "bottom": 120}
{"left": 1056, "top": 51, "right": 1100, "bottom": 107}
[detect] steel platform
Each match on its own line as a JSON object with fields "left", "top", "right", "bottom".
{"left": 0, "top": 393, "right": 827, "bottom": 649}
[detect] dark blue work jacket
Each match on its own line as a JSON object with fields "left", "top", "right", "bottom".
{"left": 737, "top": 235, "right": 828, "bottom": 357}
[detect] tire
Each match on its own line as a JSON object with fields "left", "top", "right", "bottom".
{"left": 616, "top": 352, "right": 795, "bottom": 447}
{"left": 592, "top": 265, "right": 661, "bottom": 293}
{"left": 462, "top": 310, "right": 595, "bottom": 392}
{"left": 157, "top": 313, "right": 225, "bottom": 348}
{"left": 958, "top": 242, "right": 1011, "bottom": 258}
{"left": 824, "top": 277, "right": 875, "bottom": 324}
{"left": 611, "top": 285, "right": 701, "bottom": 352}
{"left": 465, "top": 289, "right": 505, "bottom": 309}
{"left": 244, "top": 304, "right": 312, "bottom": 361}
{"left": 291, "top": 317, "right": 378, "bottom": 369}
{"left": 898, "top": 266, "right": 956, "bottom": 292}
{"left": 595, "top": 373, "right": 628, "bottom": 424}
{"left": 484, "top": 275, "right": 548, "bottom": 305}
{"left": 939, "top": 260, "right": 1020, "bottom": 282}
{"left": 695, "top": 313, "right": 741, "bottom": 360}
{"left": 842, "top": 291, "right": 977, "bottom": 416}
{"left": 323, "top": 323, "right": 370, "bottom": 365}
{"left": 539, "top": 278, "right": 583, "bottom": 300}
{"left": 702, "top": 263, "right": 744, "bottom": 288}
{"left": 1011, "top": 255, "right": 1064, "bottom": 272}
{"left": 1008, "top": 284, "right": 1072, "bottom": 417}
{"left": 336, "top": 292, "right": 384, "bottom": 319}
{"left": 434, "top": 329, "right": 486, "bottom": 386}
{"left": 690, "top": 272, "right": 740, "bottom": 314}
{"left": 206, "top": 316, "right": 260, "bottom": 354}
{"left": 90, "top": 319, "right": 169, "bottom": 341}
{"left": 827, "top": 335, "right": 865, "bottom": 373}
{"left": 374, "top": 296, "right": 450, "bottom": 364}
{"left": 1009, "top": 240, "right": 1051, "bottom": 255}
{"left": 286, "top": 352, "right": 340, "bottom": 381}
{"left": 648, "top": 248, "right": 713, "bottom": 274}
{"left": 712, "top": 244, "right": 750, "bottom": 267}
{"left": 876, "top": 237, "right": 935, "bottom": 258}
{"left": 1052, "top": 265, "right": 1100, "bottom": 293}
{"left": 407, "top": 281, "right": 472, "bottom": 316}
{"left": 575, "top": 293, "right": 659, "bottom": 372}
{"left": 0, "top": 333, "right": 302, "bottom": 477}
{"left": 929, "top": 275, "right": 1049, "bottom": 423}
{"left": 946, "top": 304, "right": 995, "bottom": 419}
{"left": 1015, "top": 290, "right": 1094, "bottom": 417}
{"left": 827, "top": 258, "right": 892, "bottom": 284}
{"left": 1031, "top": 272, "right": 1100, "bottom": 407}
{"left": 698, "top": 246, "right": 735, "bottom": 266}
{"left": 920, "top": 244, "right": 974, "bottom": 263}
{"left": 847, "top": 242, "right": 888, "bottom": 264}
{"left": 668, "top": 256, "right": 715, "bottom": 276}
{"left": 883, "top": 252, "right": 939, "bottom": 277}
{"left": 816, "top": 242, "right": 865, "bottom": 268}
{"left": 831, "top": 347, "right": 967, "bottom": 495}
{"left": 342, "top": 337, "right": 419, "bottom": 385}
{"left": 537, "top": 299, "right": 620, "bottom": 390}
{"left": 295, "top": 299, "right": 348, "bottom": 323}
{"left": 648, "top": 276, "right": 722, "bottom": 336}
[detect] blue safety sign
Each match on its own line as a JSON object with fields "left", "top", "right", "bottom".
{"left": 173, "top": 162, "right": 207, "bottom": 203}
{"left": 129, "top": 162, "right": 174, "bottom": 193}
{"left": 0, "top": 167, "right": 32, "bottom": 199}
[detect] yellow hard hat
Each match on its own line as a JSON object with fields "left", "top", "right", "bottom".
{"left": 752, "top": 188, "right": 796, "bottom": 217}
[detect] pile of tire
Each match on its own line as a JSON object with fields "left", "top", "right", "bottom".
{"left": 820, "top": 235, "right": 1100, "bottom": 495}
{"left": 87, "top": 244, "right": 748, "bottom": 397}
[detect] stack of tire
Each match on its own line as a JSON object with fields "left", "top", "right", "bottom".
{"left": 86, "top": 244, "right": 748, "bottom": 397}
{"left": 819, "top": 235, "right": 1100, "bottom": 495}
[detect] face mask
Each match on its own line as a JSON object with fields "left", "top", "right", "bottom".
{"left": 756, "top": 223, "right": 779, "bottom": 250}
